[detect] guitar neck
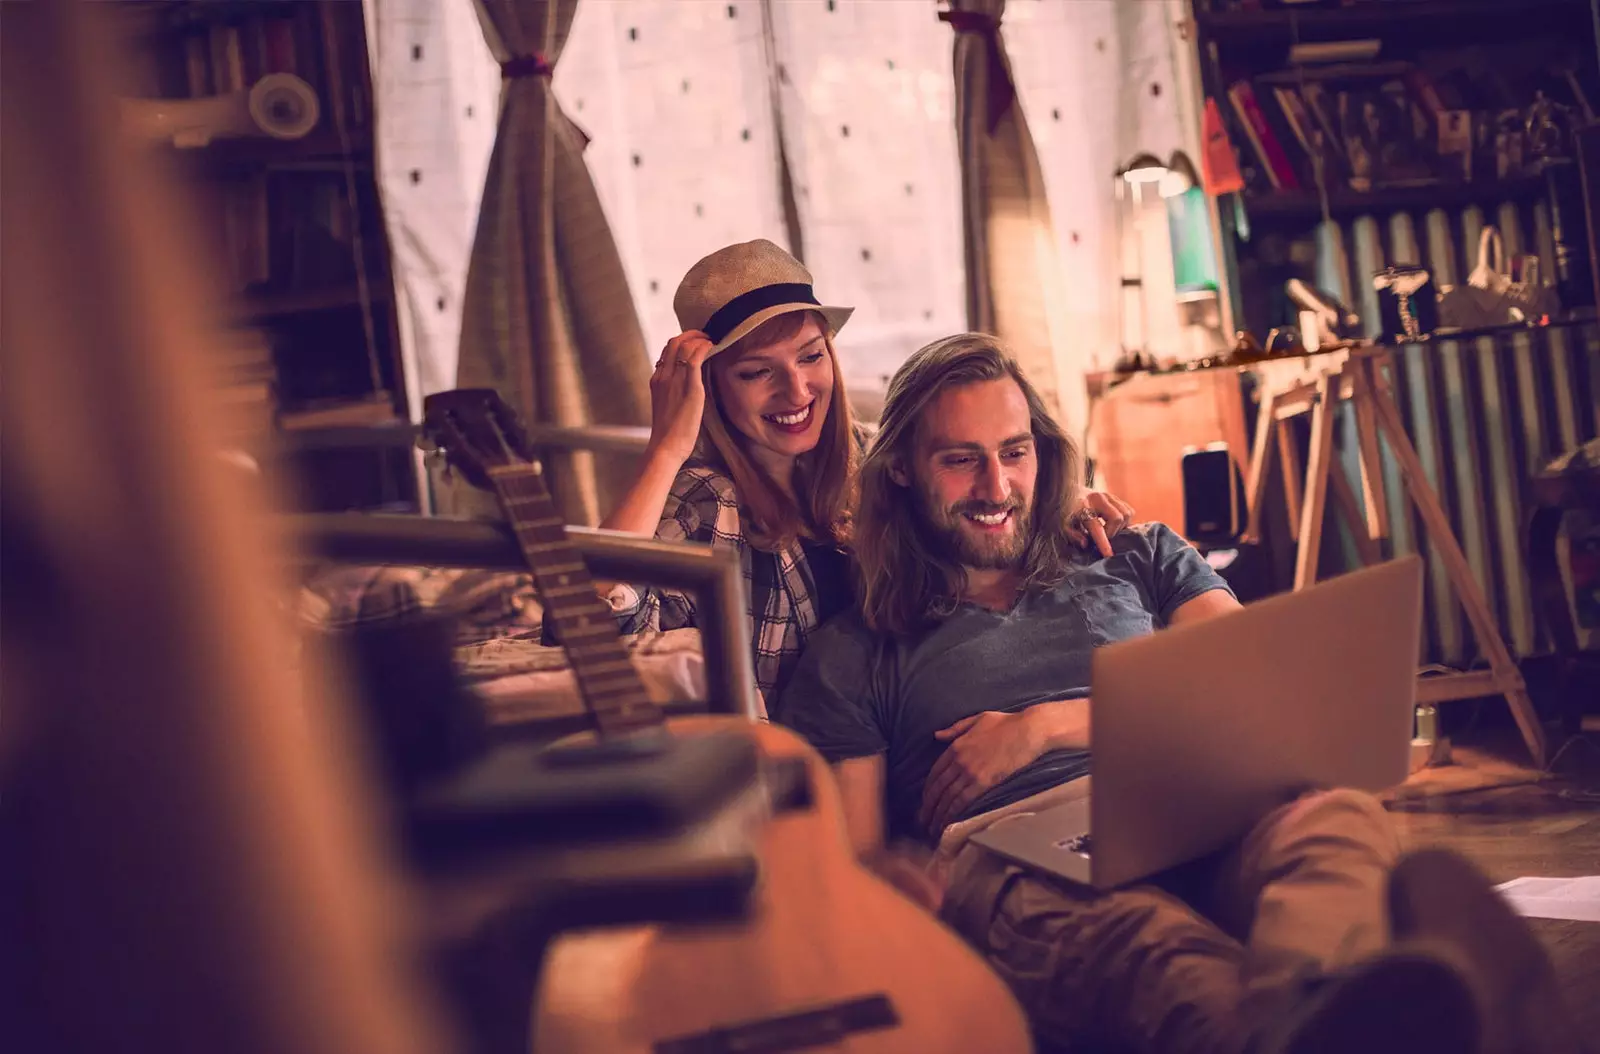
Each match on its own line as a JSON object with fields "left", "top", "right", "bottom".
{"left": 488, "top": 465, "right": 664, "bottom": 738}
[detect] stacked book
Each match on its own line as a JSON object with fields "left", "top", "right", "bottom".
{"left": 1223, "top": 51, "right": 1595, "bottom": 197}
{"left": 213, "top": 326, "right": 278, "bottom": 442}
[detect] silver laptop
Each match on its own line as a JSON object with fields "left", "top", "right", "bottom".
{"left": 970, "top": 556, "right": 1424, "bottom": 890}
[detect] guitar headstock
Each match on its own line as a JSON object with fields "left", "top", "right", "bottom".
{"left": 422, "top": 388, "right": 538, "bottom": 489}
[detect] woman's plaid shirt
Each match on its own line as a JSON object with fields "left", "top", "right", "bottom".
{"left": 613, "top": 425, "right": 872, "bottom": 705}
{"left": 612, "top": 461, "right": 822, "bottom": 707}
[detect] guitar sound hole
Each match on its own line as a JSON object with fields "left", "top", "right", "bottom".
{"left": 765, "top": 757, "right": 812, "bottom": 813}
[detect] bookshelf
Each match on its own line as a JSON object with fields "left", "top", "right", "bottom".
{"left": 1196, "top": 0, "right": 1595, "bottom": 54}
{"left": 1191, "top": 0, "right": 1600, "bottom": 335}
{"left": 108, "top": 0, "right": 417, "bottom": 513}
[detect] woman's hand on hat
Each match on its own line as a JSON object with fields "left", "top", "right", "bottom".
{"left": 647, "top": 330, "right": 717, "bottom": 465}
{"left": 1067, "top": 490, "right": 1136, "bottom": 558}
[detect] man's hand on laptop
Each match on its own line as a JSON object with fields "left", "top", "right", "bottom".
{"left": 918, "top": 701, "right": 1090, "bottom": 833}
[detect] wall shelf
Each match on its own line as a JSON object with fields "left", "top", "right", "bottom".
{"left": 1238, "top": 176, "right": 1549, "bottom": 225}
{"left": 1198, "top": 0, "right": 1593, "bottom": 62}
{"left": 234, "top": 283, "right": 388, "bottom": 321}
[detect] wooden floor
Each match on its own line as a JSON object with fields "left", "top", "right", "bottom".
{"left": 1386, "top": 733, "right": 1600, "bottom": 1037}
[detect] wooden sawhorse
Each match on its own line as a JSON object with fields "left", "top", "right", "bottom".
{"left": 1241, "top": 344, "right": 1547, "bottom": 767}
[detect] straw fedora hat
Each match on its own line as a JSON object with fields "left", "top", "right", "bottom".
{"left": 673, "top": 239, "right": 853, "bottom": 355}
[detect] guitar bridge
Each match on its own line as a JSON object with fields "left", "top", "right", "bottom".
{"left": 653, "top": 994, "right": 899, "bottom": 1054}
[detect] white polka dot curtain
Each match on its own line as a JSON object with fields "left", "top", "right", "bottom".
{"left": 765, "top": 0, "right": 967, "bottom": 399}
{"left": 559, "top": 1, "right": 790, "bottom": 354}
{"left": 360, "top": 0, "right": 499, "bottom": 410}
{"left": 362, "top": 0, "right": 1205, "bottom": 442}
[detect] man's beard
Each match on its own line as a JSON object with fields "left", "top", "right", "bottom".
{"left": 916, "top": 486, "right": 1032, "bottom": 570}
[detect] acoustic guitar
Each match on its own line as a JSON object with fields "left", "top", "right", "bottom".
{"left": 423, "top": 389, "right": 1033, "bottom": 1054}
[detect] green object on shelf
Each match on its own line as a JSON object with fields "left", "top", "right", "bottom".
{"left": 1166, "top": 186, "right": 1219, "bottom": 294}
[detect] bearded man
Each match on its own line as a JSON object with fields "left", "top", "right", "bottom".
{"left": 777, "top": 333, "right": 1579, "bottom": 1054}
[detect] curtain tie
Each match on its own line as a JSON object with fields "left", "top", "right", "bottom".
{"left": 938, "top": 9, "right": 1016, "bottom": 134}
{"left": 501, "top": 53, "right": 553, "bottom": 79}
{"left": 500, "top": 51, "right": 592, "bottom": 152}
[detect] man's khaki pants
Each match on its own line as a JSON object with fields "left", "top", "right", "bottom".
{"left": 933, "top": 779, "right": 1402, "bottom": 1054}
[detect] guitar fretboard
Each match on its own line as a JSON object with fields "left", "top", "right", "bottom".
{"left": 488, "top": 464, "right": 664, "bottom": 738}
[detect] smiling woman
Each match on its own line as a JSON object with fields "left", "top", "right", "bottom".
{"left": 595, "top": 239, "right": 865, "bottom": 704}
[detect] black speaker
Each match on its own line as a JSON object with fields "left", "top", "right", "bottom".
{"left": 1182, "top": 443, "right": 1246, "bottom": 546}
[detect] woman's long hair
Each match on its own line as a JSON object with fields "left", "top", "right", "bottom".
{"left": 699, "top": 309, "right": 858, "bottom": 551}
{"left": 855, "top": 333, "right": 1084, "bottom": 636}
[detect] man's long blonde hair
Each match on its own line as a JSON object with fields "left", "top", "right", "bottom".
{"left": 855, "top": 333, "right": 1085, "bottom": 636}
{"left": 700, "top": 310, "right": 858, "bottom": 551}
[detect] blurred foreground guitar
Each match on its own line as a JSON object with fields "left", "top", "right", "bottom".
{"left": 422, "top": 389, "right": 1032, "bottom": 1054}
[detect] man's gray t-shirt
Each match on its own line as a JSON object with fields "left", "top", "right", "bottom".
{"left": 777, "top": 523, "right": 1232, "bottom": 843}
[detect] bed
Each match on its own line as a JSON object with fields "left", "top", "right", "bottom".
{"left": 299, "top": 564, "right": 708, "bottom": 735}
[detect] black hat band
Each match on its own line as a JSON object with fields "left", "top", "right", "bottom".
{"left": 703, "top": 282, "right": 820, "bottom": 345}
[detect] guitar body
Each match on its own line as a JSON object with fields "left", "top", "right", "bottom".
{"left": 531, "top": 716, "right": 1034, "bottom": 1054}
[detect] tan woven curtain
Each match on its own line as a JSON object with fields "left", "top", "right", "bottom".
{"left": 944, "top": 0, "right": 1082, "bottom": 430}
{"left": 456, "top": 0, "right": 652, "bottom": 526}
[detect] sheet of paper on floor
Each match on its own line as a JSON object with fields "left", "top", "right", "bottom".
{"left": 1494, "top": 876, "right": 1600, "bottom": 923}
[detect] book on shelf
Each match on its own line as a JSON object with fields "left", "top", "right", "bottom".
{"left": 126, "top": 3, "right": 368, "bottom": 137}
{"left": 220, "top": 173, "right": 272, "bottom": 292}
{"left": 1295, "top": 82, "right": 1348, "bottom": 165}
{"left": 1227, "top": 79, "right": 1302, "bottom": 191}
{"left": 215, "top": 327, "right": 278, "bottom": 385}
{"left": 269, "top": 172, "right": 362, "bottom": 291}
{"left": 196, "top": 169, "right": 363, "bottom": 301}
{"left": 211, "top": 327, "right": 279, "bottom": 440}
{"left": 1270, "top": 84, "right": 1344, "bottom": 183}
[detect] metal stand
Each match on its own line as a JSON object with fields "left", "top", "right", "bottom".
{"left": 1242, "top": 344, "right": 1547, "bottom": 767}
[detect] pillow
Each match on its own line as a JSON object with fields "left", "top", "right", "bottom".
{"left": 457, "top": 628, "right": 706, "bottom": 729}
{"left": 299, "top": 564, "right": 543, "bottom": 645}
{"left": 299, "top": 566, "right": 710, "bottom": 732}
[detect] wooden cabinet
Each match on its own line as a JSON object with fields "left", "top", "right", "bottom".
{"left": 1086, "top": 368, "right": 1251, "bottom": 537}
